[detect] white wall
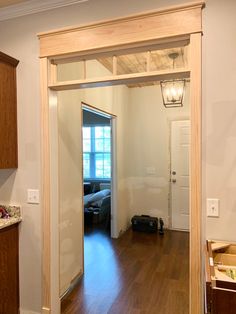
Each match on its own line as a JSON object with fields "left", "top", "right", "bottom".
{"left": 126, "top": 84, "right": 190, "bottom": 226}
{"left": 202, "top": 0, "right": 236, "bottom": 241}
{"left": 58, "top": 60, "right": 130, "bottom": 295}
{"left": 0, "top": 0, "right": 235, "bottom": 312}
{"left": 58, "top": 89, "right": 84, "bottom": 297}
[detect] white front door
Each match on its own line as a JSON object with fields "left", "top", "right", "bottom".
{"left": 171, "top": 120, "right": 190, "bottom": 230}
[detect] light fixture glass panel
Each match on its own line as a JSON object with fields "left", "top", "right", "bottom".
{"left": 160, "top": 79, "right": 185, "bottom": 108}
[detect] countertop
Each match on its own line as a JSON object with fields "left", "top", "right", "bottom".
{"left": 0, "top": 205, "right": 21, "bottom": 230}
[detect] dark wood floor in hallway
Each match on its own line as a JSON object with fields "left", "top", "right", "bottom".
{"left": 61, "top": 228, "right": 189, "bottom": 314}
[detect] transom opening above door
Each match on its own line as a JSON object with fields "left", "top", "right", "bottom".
{"left": 51, "top": 41, "right": 190, "bottom": 90}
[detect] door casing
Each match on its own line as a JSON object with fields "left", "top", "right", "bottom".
{"left": 38, "top": 2, "right": 204, "bottom": 313}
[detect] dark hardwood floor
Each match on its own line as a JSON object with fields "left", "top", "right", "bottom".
{"left": 61, "top": 228, "right": 189, "bottom": 314}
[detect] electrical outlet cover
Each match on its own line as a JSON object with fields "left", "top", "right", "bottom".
{"left": 27, "top": 189, "right": 40, "bottom": 204}
{"left": 207, "top": 198, "right": 219, "bottom": 217}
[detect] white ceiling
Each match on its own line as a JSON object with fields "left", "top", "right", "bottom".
{"left": 0, "top": 0, "right": 88, "bottom": 21}
{"left": 0, "top": 0, "right": 28, "bottom": 9}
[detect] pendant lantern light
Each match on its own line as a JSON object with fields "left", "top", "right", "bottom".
{"left": 160, "top": 52, "right": 185, "bottom": 108}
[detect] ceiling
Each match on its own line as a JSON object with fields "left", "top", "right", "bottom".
{"left": 0, "top": 0, "right": 88, "bottom": 21}
{"left": 97, "top": 46, "right": 188, "bottom": 88}
{"left": 0, "top": 0, "right": 27, "bottom": 8}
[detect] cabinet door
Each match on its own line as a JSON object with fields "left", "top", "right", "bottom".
{"left": 0, "top": 58, "right": 18, "bottom": 168}
{"left": 212, "top": 288, "right": 236, "bottom": 314}
{"left": 0, "top": 224, "right": 19, "bottom": 314}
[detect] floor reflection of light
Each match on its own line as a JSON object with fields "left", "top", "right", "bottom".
{"left": 82, "top": 230, "right": 123, "bottom": 312}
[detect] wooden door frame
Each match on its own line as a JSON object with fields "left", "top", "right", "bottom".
{"left": 38, "top": 2, "right": 204, "bottom": 313}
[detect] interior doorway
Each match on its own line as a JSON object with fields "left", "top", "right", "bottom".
{"left": 55, "top": 62, "right": 192, "bottom": 311}
{"left": 38, "top": 4, "right": 203, "bottom": 313}
{"left": 82, "top": 104, "right": 114, "bottom": 237}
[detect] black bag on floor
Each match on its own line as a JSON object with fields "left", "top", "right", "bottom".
{"left": 131, "top": 215, "right": 158, "bottom": 233}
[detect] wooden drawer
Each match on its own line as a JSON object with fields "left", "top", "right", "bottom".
{"left": 206, "top": 240, "right": 236, "bottom": 314}
{"left": 0, "top": 224, "right": 19, "bottom": 314}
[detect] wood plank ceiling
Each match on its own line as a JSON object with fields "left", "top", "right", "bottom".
{"left": 97, "top": 46, "right": 188, "bottom": 88}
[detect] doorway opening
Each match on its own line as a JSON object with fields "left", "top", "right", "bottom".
{"left": 82, "top": 104, "right": 115, "bottom": 238}
{"left": 38, "top": 4, "right": 204, "bottom": 313}
{"left": 60, "top": 79, "right": 190, "bottom": 313}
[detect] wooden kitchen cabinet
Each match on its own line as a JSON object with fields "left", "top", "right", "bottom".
{"left": 0, "top": 223, "right": 19, "bottom": 314}
{"left": 0, "top": 52, "right": 19, "bottom": 169}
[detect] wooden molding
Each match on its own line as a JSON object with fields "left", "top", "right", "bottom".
{"left": 49, "top": 68, "right": 190, "bottom": 91}
{"left": 0, "top": 51, "right": 19, "bottom": 67}
{"left": 38, "top": 3, "right": 204, "bottom": 58}
{"left": 39, "top": 3, "right": 204, "bottom": 313}
{"left": 51, "top": 37, "right": 190, "bottom": 64}
{"left": 40, "top": 57, "right": 51, "bottom": 312}
{"left": 38, "top": 2, "right": 205, "bottom": 38}
{"left": 42, "top": 307, "right": 51, "bottom": 314}
{"left": 189, "top": 32, "right": 202, "bottom": 314}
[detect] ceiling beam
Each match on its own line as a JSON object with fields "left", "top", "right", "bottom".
{"left": 49, "top": 68, "right": 190, "bottom": 91}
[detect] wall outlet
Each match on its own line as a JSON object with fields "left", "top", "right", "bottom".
{"left": 207, "top": 198, "right": 219, "bottom": 217}
{"left": 27, "top": 189, "right": 40, "bottom": 204}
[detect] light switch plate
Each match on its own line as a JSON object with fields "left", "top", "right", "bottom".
{"left": 27, "top": 189, "right": 40, "bottom": 204}
{"left": 207, "top": 198, "right": 219, "bottom": 217}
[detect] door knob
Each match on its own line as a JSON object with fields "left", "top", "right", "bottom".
{"left": 172, "top": 171, "right": 176, "bottom": 175}
{"left": 172, "top": 179, "right": 176, "bottom": 183}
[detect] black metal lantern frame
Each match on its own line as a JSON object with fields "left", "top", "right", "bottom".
{"left": 160, "top": 79, "right": 185, "bottom": 108}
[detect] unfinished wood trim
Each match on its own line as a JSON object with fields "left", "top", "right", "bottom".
{"left": 214, "top": 254, "right": 236, "bottom": 266}
{"left": 50, "top": 62, "right": 57, "bottom": 85}
{"left": 38, "top": 1, "right": 204, "bottom": 37}
{"left": 49, "top": 68, "right": 190, "bottom": 91}
{"left": 40, "top": 57, "right": 51, "bottom": 313}
{"left": 112, "top": 56, "right": 117, "bottom": 75}
{"left": 189, "top": 32, "right": 202, "bottom": 314}
{"left": 211, "top": 242, "right": 231, "bottom": 251}
{"left": 51, "top": 37, "right": 190, "bottom": 65}
{"left": 146, "top": 51, "right": 151, "bottom": 72}
{"left": 38, "top": 1, "right": 205, "bottom": 37}
{"left": 80, "top": 107, "right": 85, "bottom": 280}
{"left": 205, "top": 246, "right": 211, "bottom": 283}
{"left": 39, "top": 3, "right": 204, "bottom": 314}
{"left": 38, "top": 3, "right": 203, "bottom": 58}
{"left": 42, "top": 307, "right": 50, "bottom": 314}
{"left": 83, "top": 60, "right": 86, "bottom": 79}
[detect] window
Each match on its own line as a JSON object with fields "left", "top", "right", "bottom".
{"left": 83, "top": 126, "right": 111, "bottom": 179}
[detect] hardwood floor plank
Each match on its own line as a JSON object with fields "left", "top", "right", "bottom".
{"left": 61, "top": 228, "right": 189, "bottom": 314}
